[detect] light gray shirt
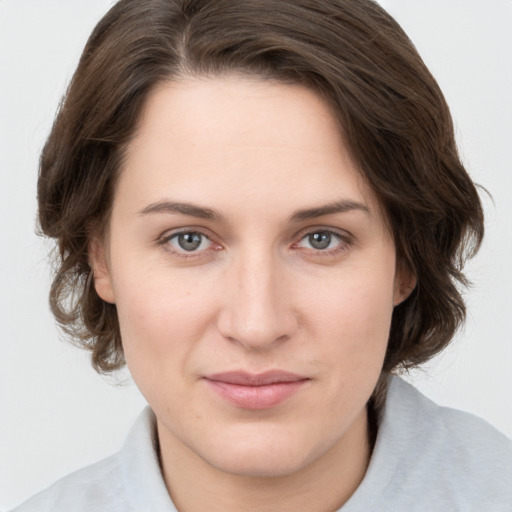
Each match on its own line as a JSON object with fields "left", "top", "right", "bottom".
{"left": 11, "top": 377, "right": 512, "bottom": 511}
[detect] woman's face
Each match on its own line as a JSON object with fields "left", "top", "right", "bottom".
{"left": 92, "top": 77, "right": 411, "bottom": 478}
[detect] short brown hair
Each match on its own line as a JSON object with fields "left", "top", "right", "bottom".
{"left": 39, "top": 0, "right": 484, "bottom": 393}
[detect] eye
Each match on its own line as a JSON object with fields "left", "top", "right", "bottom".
{"left": 166, "top": 231, "right": 213, "bottom": 253}
{"left": 296, "top": 230, "right": 346, "bottom": 252}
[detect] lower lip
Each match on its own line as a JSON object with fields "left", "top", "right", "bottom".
{"left": 204, "top": 379, "right": 308, "bottom": 410}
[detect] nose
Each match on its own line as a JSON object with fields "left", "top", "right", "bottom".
{"left": 216, "top": 250, "right": 298, "bottom": 351}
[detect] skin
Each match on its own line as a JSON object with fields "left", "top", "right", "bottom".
{"left": 91, "top": 76, "right": 414, "bottom": 512}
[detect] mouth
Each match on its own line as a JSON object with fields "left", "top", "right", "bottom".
{"left": 203, "top": 370, "right": 310, "bottom": 410}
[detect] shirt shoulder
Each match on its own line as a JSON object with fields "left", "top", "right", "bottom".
{"left": 10, "top": 407, "right": 176, "bottom": 512}
{"left": 10, "top": 453, "right": 127, "bottom": 512}
{"left": 397, "top": 378, "right": 512, "bottom": 507}
{"left": 342, "top": 377, "right": 512, "bottom": 511}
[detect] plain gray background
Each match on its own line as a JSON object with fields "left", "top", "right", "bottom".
{"left": 1, "top": 0, "right": 511, "bottom": 509}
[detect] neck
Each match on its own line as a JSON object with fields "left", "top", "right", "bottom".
{"left": 157, "top": 407, "right": 371, "bottom": 512}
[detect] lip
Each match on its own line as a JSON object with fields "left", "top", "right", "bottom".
{"left": 204, "top": 371, "right": 310, "bottom": 410}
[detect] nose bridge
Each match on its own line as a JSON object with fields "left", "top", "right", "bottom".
{"left": 218, "top": 245, "right": 296, "bottom": 349}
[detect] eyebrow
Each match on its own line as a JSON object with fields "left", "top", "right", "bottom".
{"left": 138, "top": 200, "right": 226, "bottom": 221}
{"left": 138, "top": 199, "right": 370, "bottom": 222}
{"left": 290, "top": 199, "right": 371, "bottom": 222}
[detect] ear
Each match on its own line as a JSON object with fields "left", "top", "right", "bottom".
{"left": 88, "top": 238, "right": 116, "bottom": 304}
{"left": 393, "top": 265, "right": 416, "bottom": 307}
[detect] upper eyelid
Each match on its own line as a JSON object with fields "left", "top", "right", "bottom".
{"left": 294, "top": 225, "right": 352, "bottom": 241}
{"left": 158, "top": 230, "right": 218, "bottom": 259}
{"left": 292, "top": 228, "right": 354, "bottom": 256}
{"left": 159, "top": 226, "right": 215, "bottom": 242}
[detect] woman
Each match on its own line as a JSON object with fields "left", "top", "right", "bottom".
{"left": 10, "top": 0, "right": 512, "bottom": 510}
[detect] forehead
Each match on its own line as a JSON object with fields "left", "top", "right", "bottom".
{"left": 117, "top": 76, "right": 380, "bottom": 221}
{"left": 130, "top": 76, "right": 344, "bottom": 156}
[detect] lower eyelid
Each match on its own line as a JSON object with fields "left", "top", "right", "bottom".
{"left": 177, "top": 233, "right": 229, "bottom": 258}
{"left": 293, "top": 230, "right": 353, "bottom": 256}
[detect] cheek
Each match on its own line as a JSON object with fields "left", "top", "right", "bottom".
{"left": 301, "top": 270, "right": 395, "bottom": 423}
{"left": 112, "top": 267, "right": 217, "bottom": 374}
{"left": 304, "top": 261, "right": 396, "bottom": 366}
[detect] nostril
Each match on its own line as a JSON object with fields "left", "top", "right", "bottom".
{"left": 217, "top": 310, "right": 297, "bottom": 350}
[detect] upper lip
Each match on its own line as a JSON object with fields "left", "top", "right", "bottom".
{"left": 205, "top": 370, "right": 309, "bottom": 386}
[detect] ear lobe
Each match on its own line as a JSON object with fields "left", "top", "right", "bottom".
{"left": 88, "top": 239, "right": 115, "bottom": 304}
{"left": 393, "top": 268, "right": 417, "bottom": 307}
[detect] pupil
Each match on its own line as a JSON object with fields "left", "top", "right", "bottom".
{"left": 309, "top": 232, "right": 331, "bottom": 250}
{"left": 178, "top": 233, "right": 202, "bottom": 251}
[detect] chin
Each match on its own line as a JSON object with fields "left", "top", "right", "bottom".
{"left": 197, "top": 427, "right": 325, "bottom": 478}
{"left": 210, "top": 450, "right": 312, "bottom": 479}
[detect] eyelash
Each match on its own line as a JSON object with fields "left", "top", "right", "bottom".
{"left": 158, "top": 228, "right": 220, "bottom": 259}
{"left": 293, "top": 228, "right": 352, "bottom": 256}
{"left": 157, "top": 227, "right": 353, "bottom": 259}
